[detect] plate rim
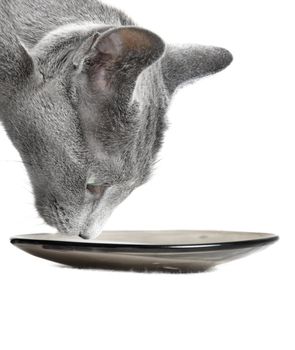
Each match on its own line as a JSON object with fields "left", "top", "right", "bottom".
{"left": 10, "top": 231, "right": 279, "bottom": 253}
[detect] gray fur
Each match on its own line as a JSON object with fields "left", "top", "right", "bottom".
{"left": 0, "top": 0, "right": 232, "bottom": 238}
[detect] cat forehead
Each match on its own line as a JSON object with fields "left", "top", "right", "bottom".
{"left": 22, "top": 92, "right": 147, "bottom": 181}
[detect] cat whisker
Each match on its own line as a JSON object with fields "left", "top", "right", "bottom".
{"left": 0, "top": 159, "right": 33, "bottom": 167}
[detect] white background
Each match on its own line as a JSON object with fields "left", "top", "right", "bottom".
{"left": 1, "top": 0, "right": 294, "bottom": 349}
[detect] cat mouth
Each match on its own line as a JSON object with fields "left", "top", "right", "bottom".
{"left": 77, "top": 209, "right": 112, "bottom": 239}
{"left": 78, "top": 218, "right": 109, "bottom": 239}
{"left": 79, "top": 232, "right": 91, "bottom": 239}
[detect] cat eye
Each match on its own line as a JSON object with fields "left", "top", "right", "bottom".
{"left": 86, "top": 183, "right": 107, "bottom": 198}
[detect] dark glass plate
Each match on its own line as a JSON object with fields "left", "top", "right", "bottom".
{"left": 10, "top": 230, "right": 278, "bottom": 273}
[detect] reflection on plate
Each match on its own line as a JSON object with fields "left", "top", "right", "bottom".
{"left": 10, "top": 230, "right": 278, "bottom": 273}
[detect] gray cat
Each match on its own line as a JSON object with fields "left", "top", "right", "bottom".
{"left": 0, "top": 0, "right": 232, "bottom": 238}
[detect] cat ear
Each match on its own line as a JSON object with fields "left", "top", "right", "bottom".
{"left": 161, "top": 45, "right": 233, "bottom": 94}
{"left": 74, "top": 26, "right": 165, "bottom": 93}
{"left": 0, "top": 6, "right": 36, "bottom": 101}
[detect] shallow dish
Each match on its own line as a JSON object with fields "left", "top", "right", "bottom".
{"left": 10, "top": 230, "right": 278, "bottom": 273}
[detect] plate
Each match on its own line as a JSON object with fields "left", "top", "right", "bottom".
{"left": 10, "top": 230, "right": 278, "bottom": 273}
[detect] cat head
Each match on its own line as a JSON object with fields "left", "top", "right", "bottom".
{"left": 1, "top": 24, "right": 232, "bottom": 238}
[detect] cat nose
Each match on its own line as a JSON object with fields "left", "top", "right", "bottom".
{"left": 79, "top": 232, "right": 89, "bottom": 239}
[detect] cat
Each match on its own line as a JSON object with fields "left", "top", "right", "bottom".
{"left": 0, "top": 0, "right": 232, "bottom": 239}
